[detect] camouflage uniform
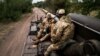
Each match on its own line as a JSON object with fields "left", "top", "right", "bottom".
{"left": 39, "top": 18, "right": 56, "bottom": 42}
{"left": 44, "top": 16, "right": 74, "bottom": 56}
{"left": 36, "top": 24, "right": 44, "bottom": 39}
{"left": 35, "top": 18, "right": 48, "bottom": 40}
{"left": 34, "top": 17, "right": 55, "bottom": 44}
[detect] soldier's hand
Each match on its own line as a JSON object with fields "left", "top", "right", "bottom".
{"left": 40, "top": 38, "right": 44, "bottom": 42}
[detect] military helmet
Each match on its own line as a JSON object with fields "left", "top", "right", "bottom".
{"left": 56, "top": 10, "right": 59, "bottom": 14}
{"left": 46, "top": 13, "right": 51, "bottom": 19}
{"left": 57, "top": 9, "right": 65, "bottom": 14}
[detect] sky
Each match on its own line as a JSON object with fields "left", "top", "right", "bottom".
{"left": 78, "top": 0, "right": 83, "bottom": 2}
{"left": 32, "top": 0, "right": 83, "bottom": 4}
{"left": 0, "top": 0, "right": 4, "bottom": 2}
{"left": 32, "top": 0, "right": 45, "bottom": 3}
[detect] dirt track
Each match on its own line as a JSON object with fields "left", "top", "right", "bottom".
{"left": 0, "top": 7, "right": 45, "bottom": 56}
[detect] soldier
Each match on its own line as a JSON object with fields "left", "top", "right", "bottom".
{"left": 32, "top": 13, "right": 56, "bottom": 45}
{"left": 44, "top": 9, "right": 75, "bottom": 56}
{"left": 40, "top": 14, "right": 56, "bottom": 42}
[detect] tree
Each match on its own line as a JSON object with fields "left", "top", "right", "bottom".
{"left": 81, "top": 0, "right": 94, "bottom": 15}
{"left": 44, "top": 0, "right": 67, "bottom": 13}
{"left": 0, "top": 0, "right": 32, "bottom": 22}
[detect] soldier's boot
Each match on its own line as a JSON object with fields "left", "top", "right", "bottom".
{"left": 28, "top": 41, "right": 39, "bottom": 49}
{"left": 29, "top": 40, "right": 40, "bottom": 48}
{"left": 44, "top": 51, "right": 50, "bottom": 56}
{"left": 32, "top": 37, "right": 38, "bottom": 41}
{"left": 33, "top": 40, "right": 40, "bottom": 45}
{"left": 44, "top": 45, "right": 54, "bottom": 56}
{"left": 44, "top": 44, "right": 59, "bottom": 56}
{"left": 29, "top": 45, "right": 37, "bottom": 49}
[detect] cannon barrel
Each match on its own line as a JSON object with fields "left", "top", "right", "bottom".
{"left": 68, "top": 13, "right": 100, "bottom": 41}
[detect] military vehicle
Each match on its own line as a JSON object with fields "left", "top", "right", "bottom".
{"left": 22, "top": 13, "right": 100, "bottom": 56}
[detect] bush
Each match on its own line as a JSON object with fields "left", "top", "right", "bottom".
{"left": 0, "top": 0, "right": 32, "bottom": 23}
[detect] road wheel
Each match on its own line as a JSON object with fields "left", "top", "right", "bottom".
{"left": 83, "top": 40, "right": 100, "bottom": 56}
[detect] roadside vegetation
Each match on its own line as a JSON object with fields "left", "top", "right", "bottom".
{"left": 0, "top": 0, "right": 32, "bottom": 23}
{"left": 0, "top": 0, "right": 33, "bottom": 44}
{"left": 34, "top": 0, "right": 100, "bottom": 19}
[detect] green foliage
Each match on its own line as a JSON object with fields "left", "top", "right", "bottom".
{"left": 81, "top": 0, "right": 94, "bottom": 15}
{"left": 96, "top": 11, "right": 100, "bottom": 19}
{"left": 44, "top": 0, "right": 100, "bottom": 18}
{"left": 33, "top": 0, "right": 100, "bottom": 18}
{"left": 0, "top": 0, "right": 32, "bottom": 22}
{"left": 45, "top": 0, "right": 67, "bottom": 13}
{"left": 34, "top": 1, "right": 45, "bottom": 8}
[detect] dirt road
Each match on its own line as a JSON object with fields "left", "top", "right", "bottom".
{"left": 0, "top": 7, "right": 45, "bottom": 56}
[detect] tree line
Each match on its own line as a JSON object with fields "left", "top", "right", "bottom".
{"left": 0, "top": 0, "right": 32, "bottom": 23}
{"left": 34, "top": 0, "right": 100, "bottom": 18}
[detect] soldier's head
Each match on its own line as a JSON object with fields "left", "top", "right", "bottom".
{"left": 56, "top": 9, "right": 65, "bottom": 18}
{"left": 46, "top": 13, "right": 52, "bottom": 20}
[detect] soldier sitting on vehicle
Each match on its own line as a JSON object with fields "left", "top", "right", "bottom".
{"left": 39, "top": 13, "right": 57, "bottom": 42}
{"left": 32, "top": 13, "right": 56, "bottom": 46}
{"left": 44, "top": 9, "right": 75, "bottom": 56}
